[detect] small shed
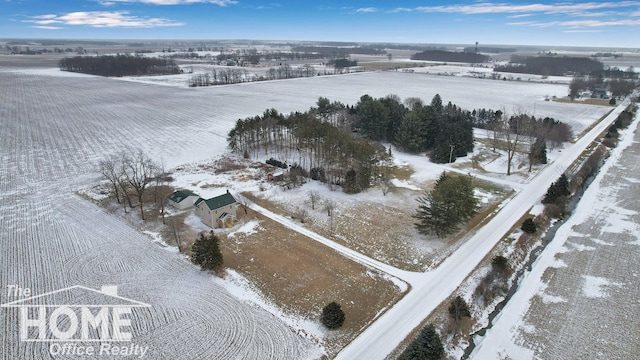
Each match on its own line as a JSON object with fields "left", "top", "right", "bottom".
{"left": 194, "top": 191, "right": 238, "bottom": 228}
{"left": 167, "top": 190, "right": 200, "bottom": 210}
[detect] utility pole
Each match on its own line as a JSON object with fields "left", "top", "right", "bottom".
{"left": 472, "top": 41, "right": 478, "bottom": 73}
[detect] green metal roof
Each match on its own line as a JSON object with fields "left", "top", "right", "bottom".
{"left": 199, "top": 192, "right": 237, "bottom": 211}
{"left": 168, "top": 190, "right": 199, "bottom": 203}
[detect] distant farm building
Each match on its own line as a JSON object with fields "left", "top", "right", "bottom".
{"left": 194, "top": 191, "right": 238, "bottom": 228}
{"left": 167, "top": 190, "right": 200, "bottom": 210}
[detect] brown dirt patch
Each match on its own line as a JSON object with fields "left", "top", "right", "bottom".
{"left": 218, "top": 208, "right": 406, "bottom": 357}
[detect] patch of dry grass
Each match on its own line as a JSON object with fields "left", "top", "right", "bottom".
{"left": 218, "top": 208, "right": 405, "bottom": 357}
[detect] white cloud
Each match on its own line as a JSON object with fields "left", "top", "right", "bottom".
{"left": 31, "top": 26, "right": 63, "bottom": 30}
{"left": 509, "top": 18, "right": 640, "bottom": 28}
{"left": 99, "top": 0, "right": 236, "bottom": 5}
{"left": 356, "top": 7, "right": 377, "bottom": 13}
{"left": 27, "top": 11, "right": 183, "bottom": 28}
{"left": 389, "top": 7, "right": 413, "bottom": 13}
{"left": 414, "top": 2, "right": 640, "bottom": 15}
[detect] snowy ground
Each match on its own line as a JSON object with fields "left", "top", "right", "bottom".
{"left": 471, "top": 113, "right": 640, "bottom": 359}
{"left": 0, "top": 65, "right": 619, "bottom": 359}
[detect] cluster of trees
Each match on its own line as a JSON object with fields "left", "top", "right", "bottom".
{"left": 474, "top": 255, "right": 511, "bottom": 305}
{"left": 292, "top": 45, "right": 386, "bottom": 56}
{"left": 227, "top": 105, "right": 389, "bottom": 194}
{"left": 414, "top": 172, "right": 478, "bottom": 237}
{"left": 191, "top": 231, "right": 224, "bottom": 274}
{"left": 569, "top": 75, "right": 637, "bottom": 100}
{"left": 495, "top": 55, "right": 603, "bottom": 76}
{"left": 355, "top": 94, "right": 475, "bottom": 163}
{"left": 483, "top": 112, "right": 569, "bottom": 175}
{"left": 328, "top": 58, "right": 358, "bottom": 72}
{"left": 541, "top": 173, "right": 570, "bottom": 218}
{"left": 410, "top": 50, "right": 490, "bottom": 63}
{"left": 59, "top": 55, "right": 180, "bottom": 77}
{"left": 98, "top": 150, "right": 160, "bottom": 220}
{"left": 189, "top": 64, "right": 320, "bottom": 87}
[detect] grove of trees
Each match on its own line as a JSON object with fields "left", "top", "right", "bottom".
{"left": 98, "top": 149, "right": 159, "bottom": 220}
{"left": 414, "top": 172, "right": 478, "bottom": 237}
{"left": 59, "top": 54, "right": 180, "bottom": 77}
{"left": 227, "top": 103, "right": 389, "bottom": 194}
{"left": 494, "top": 55, "right": 603, "bottom": 76}
{"left": 410, "top": 50, "right": 490, "bottom": 63}
{"left": 356, "top": 94, "right": 475, "bottom": 164}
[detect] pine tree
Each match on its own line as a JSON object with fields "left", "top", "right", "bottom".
{"left": 448, "top": 296, "right": 471, "bottom": 332}
{"left": 414, "top": 172, "right": 478, "bottom": 237}
{"left": 542, "top": 173, "right": 570, "bottom": 204}
{"left": 491, "top": 255, "right": 510, "bottom": 276}
{"left": 321, "top": 302, "right": 345, "bottom": 329}
{"left": 529, "top": 137, "right": 547, "bottom": 165}
{"left": 521, "top": 218, "right": 537, "bottom": 233}
{"left": 343, "top": 169, "right": 360, "bottom": 194}
{"left": 191, "top": 231, "right": 224, "bottom": 273}
{"left": 403, "top": 324, "right": 444, "bottom": 360}
{"left": 557, "top": 173, "right": 570, "bottom": 197}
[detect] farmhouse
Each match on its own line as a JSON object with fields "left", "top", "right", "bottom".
{"left": 167, "top": 190, "right": 200, "bottom": 210}
{"left": 194, "top": 191, "right": 238, "bottom": 228}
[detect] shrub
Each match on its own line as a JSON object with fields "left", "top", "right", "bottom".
{"left": 321, "top": 302, "right": 345, "bottom": 329}
{"left": 521, "top": 218, "right": 537, "bottom": 233}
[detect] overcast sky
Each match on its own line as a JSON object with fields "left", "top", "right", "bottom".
{"left": 2, "top": 0, "right": 640, "bottom": 48}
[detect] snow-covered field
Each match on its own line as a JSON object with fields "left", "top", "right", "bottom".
{"left": 471, "top": 114, "right": 640, "bottom": 359}
{"left": 0, "top": 65, "right": 616, "bottom": 359}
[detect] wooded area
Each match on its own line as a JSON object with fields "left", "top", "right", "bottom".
{"left": 411, "top": 50, "right": 490, "bottom": 63}
{"left": 59, "top": 54, "right": 180, "bottom": 77}
{"left": 494, "top": 55, "right": 603, "bottom": 76}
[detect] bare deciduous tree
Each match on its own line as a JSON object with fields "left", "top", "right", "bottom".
{"left": 307, "top": 190, "right": 321, "bottom": 210}
{"left": 500, "top": 113, "right": 528, "bottom": 176}
{"left": 99, "top": 155, "right": 122, "bottom": 203}
{"left": 121, "top": 150, "right": 157, "bottom": 220}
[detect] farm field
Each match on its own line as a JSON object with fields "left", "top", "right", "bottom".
{"left": 471, "top": 115, "right": 640, "bottom": 359}
{"left": 0, "top": 61, "right": 618, "bottom": 359}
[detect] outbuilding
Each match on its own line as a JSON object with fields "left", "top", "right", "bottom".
{"left": 167, "top": 190, "right": 200, "bottom": 210}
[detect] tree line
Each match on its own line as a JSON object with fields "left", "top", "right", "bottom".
{"left": 495, "top": 55, "right": 603, "bottom": 76}
{"left": 59, "top": 54, "right": 180, "bottom": 77}
{"left": 410, "top": 50, "right": 490, "bottom": 63}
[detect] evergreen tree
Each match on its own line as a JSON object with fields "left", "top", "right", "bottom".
{"left": 395, "top": 111, "right": 425, "bottom": 153}
{"left": 491, "top": 255, "right": 510, "bottom": 276}
{"left": 529, "top": 138, "right": 547, "bottom": 166}
{"left": 430, "top": 94, "right": 443, "bottom": 115}
{"left": 414, "top": 172, "right": 478, "bottom": 237}
{"left": 320, "top": 302, "right": 345, "bottom": 329}
{"left": 191, "top": 231, "right": 224, "bottom": 273}
{"left": 356, "top": 95, "right": 389, "bottom": 141}
{"left": 542, "top": 173, "right": 570, "bottom": 204}
{"left": 521, "top": 218, "right": 537, "bottom": 233}
{"left": 449, "top": 296, "right": 471, "bottom": 332}
{"left": 343, "top": 169, "right": 360, "bottom": 194}
{"left": 557, "top": 173, "right": 570, "bottom": 197}
{"left": 402, "top": 324, "right": 444, "bottom": 360}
